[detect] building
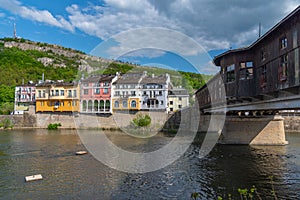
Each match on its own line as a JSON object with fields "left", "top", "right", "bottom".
{"left": 80, "top": 74, "right": 118, "bottom": 113}
{"left": 167, "top": 88, "right": 189, "bottom": 112}
{"left": 140, "top": 74, "right": 170, "bottom": 111}
{"left": 112, "top": 72, "right": 145, "bottom": 111}
{"left": 196, "top": 6, "right": 300, "bottom": 110}
{"left": 14, "top": 82, "right": 36, "bottom": 114}
{"left": 35, "top": 81, "right": 80, "bottom": 112}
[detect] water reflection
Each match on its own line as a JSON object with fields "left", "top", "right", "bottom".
{"left": 0, "top": 130, "right": 299, "bottom": 199}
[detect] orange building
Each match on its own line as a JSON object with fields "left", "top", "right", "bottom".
{"left": 35, "top": 81, "right": 80, "bottom": 112}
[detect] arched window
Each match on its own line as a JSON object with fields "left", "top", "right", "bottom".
{"left": 100, "top": 100, "right": 104, "bottom": 111}
{"left": 94, "top": 100, "right": 99, "bottom": 112}
{"left": 122, "top": 100, "right": 128, "bottom": 108}
{"left": 82, "top": 100, "right": 87, "bottom": 112}
{"left": 105, "top": 100, "right": 110, "bottom": 111}
{"left": 88, "top": 100, "right": 93, "bottom": 111}
{"left": 131, "top": 100, "right": 137, "bottom": 108}
{"left": 114, "top": 100, "right": 119, "bottom": 108}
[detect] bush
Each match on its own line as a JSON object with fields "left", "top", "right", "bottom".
{"left": 47, "top": 123, "right": 62, "bottom": 130}
{"left": 132, "top": 114, "right": 151, "bottom": 127}
{"left": 0, "top": 118, "right": 14, "bottom": 129}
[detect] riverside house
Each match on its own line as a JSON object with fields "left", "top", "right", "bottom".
{"left": 112, "top": 72, "right": 146, "bottom": 111}
{"left": 140, "top": 73, "right": 170, "bottom": 111}
{"left": 35, "top": 81, "right": 80, "bottom": 112}
{"left": 14, "top": 82, "right": 36, "bottom": 114}
{"left": 80, "top": 74, "right": 118, "bottom": 114}
{"left": 167, "top": 88, "right": 190, "bottom": 112}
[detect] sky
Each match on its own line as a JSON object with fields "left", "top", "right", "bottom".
{"left": 0, "top": 0, "right": 299, "bottom": 74}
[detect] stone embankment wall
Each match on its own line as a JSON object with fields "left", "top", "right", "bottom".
{"left": 1, "top": 108, "right": 300, "bottom": 133}
{"left": 283, "top": 115, "right": 300, "bottom": 132}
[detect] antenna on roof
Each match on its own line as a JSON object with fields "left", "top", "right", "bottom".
{"left": 259, "top": 22, "right": 261, "bottom": 38}
{"left": 13, "top": 23, "right": 17, "bottom": 39}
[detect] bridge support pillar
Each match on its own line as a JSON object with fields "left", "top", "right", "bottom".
{"left": 219, "top": 115, "right": 288, "bottom": 145}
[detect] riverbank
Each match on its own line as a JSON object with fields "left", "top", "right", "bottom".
{"left": 1, "top": 112, "right": 300, "bottom": 132}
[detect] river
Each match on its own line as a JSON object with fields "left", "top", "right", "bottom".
{"left": 0, "top": 129, "right": 299, "bottom": 199}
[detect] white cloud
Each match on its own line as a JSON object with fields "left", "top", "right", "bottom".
{"left": 66, "top": 0, "right": 300, "bottom": 53}
{"left": 0, "top": 0, "right": 74, "bottom": 32}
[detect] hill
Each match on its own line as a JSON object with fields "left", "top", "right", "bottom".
{"left": 0, "top": 38, "right": 212, "bottom": 114}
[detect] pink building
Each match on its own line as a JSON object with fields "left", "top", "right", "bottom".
{"left": 80, "top": 74, "right": 118, "bottom": 113}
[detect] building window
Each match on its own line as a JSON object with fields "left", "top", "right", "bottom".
{"left": 131, "top": 91, "right": 136, "bottom": 96}
{"left": 72, "top": 101, "right": 76, "bottom": 106}
{"left": 38, "top": 91, "right": 41, "bottom": 98}
{"left": 170, "top": 101, "right": 173, "bottom": 105}
{"left": 122, "top": 100, "right": 128, "bottom": 108}
{"left": 68, "top": 90, "right": 72, "bottom": 97}
{"left": 104, "top": 82, "right": 109, "bottom": 87}
{"left": 42, "top": 90, "right": 46, "bottom": 98}
{"left": 178, "top": 105, "right": 182, "bottom": 109}
{"left": 239, "top": 62, "right": 253, "bottom": 80}
{"left": 114, "top": 101, "right": 119, "bottom": 108}
{"left": 280, "top": 36, "right": 288, "bottom": 49}
{"left": 104, "top": 88, "right": 108, "bottom": 94}
{"left": 84, "top": 89, "right": 88, "bottom": 95}
{"left": 51, "top": 90, "right": 54, "bottom": 96}
{"left": 55, "top": 90, "right": 59, "bottom": 96}
{"left": 170, "top": 108, "right": 173, "bottom": 112}
{"left": 115, "top": 91, "right": 120, "bottom": 96}
{"left": 279, "top": 54, "right": 288, "bottom": 82}
{"left": 60, "top": 90, "right": 64, "bottom": 96}
{"left": 179, "top": 97, "right": 182, "bottom": 101}
{"left": 260, "top": 49, "right": 266, "bottom": 61}
{"left": 40, "top": 101, "right": 44, "bottom": 106}
{"left": 131, "top": 100, "right": 137, "bottom": 108}
{"left": 95, "top": 88, "right": 100, "bottom": 94}
{"left": 226, "top": 64, "right": 235, "bottom": 82}
{"left": 260, "top": 65, "right": 267, "bottom": 89}
{"left": 73, "top": 90, "right": 77, "bottom": 98}
{"left": 161, "top": 101, "right": 164, "bottom": 105}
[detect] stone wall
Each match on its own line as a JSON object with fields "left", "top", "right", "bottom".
{"left": 283, "top": 115, "right": 300, "bottom": 132}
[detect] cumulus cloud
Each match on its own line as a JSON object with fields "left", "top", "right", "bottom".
{"left": 0, "top": 0, "right": 74, "bottom": 32}
{"left": 66, "top": 0, "right": 299, "bottom": 52}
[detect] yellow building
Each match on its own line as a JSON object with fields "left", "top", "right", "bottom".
{"left": 112, "top": 97, "right": 141, "bottom": 111}
{"left": 35, "top": 81, "right": 80, "bottom": 112}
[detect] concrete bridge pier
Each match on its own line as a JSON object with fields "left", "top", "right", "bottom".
{"left": 219, "top": 115, "right": 288, "bottom": 145}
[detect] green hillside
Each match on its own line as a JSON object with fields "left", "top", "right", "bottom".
{"left": 0, "top": 38, "right": 212, "bottom": 114}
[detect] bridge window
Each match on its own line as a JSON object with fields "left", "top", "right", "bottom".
{"left": 280, "top": 36, "right": 288, "bottom": 49}
{"left": 226, "top": 64, "right": 235, "bottom": 82}
{"left": 260, "top": 49, "right": 266, "bottom": 61}
{"left": 239, "top": 62, "right": 253, "bottom": 80}
{"left": 278, "top": 54, "right": 288, "bottom": 82}
{"left": 259, "top": 65, "right": 267, "bottom": 89}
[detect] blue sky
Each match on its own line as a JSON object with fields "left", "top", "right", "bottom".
{"left": 0, "top": 0, "right": 299, "bottom": 74}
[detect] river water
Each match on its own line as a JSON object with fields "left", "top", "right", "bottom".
{"left": 0, "top": 129, "right": 300, "bottom": 199}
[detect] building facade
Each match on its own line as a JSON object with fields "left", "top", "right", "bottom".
{"left": 80, "top": 74, "right": 118, "bottom": 114}
{"left": 35, "top": 81, "right": 80, "bottom": 112}
{"left": 167, "top": 88, "right": 189, "bottom": 112}
{"left": 112, "top": 73, "right": 145, "bottom": 111}
{"left": 140, "top": 74, "right": 170, "bottom": 111}
{"left": 14, "top": 82, "right": 36, "bottom": 114}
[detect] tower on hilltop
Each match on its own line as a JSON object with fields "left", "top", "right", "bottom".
{"left": 13, "top": 23, "right": 17, "bottom": 39}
